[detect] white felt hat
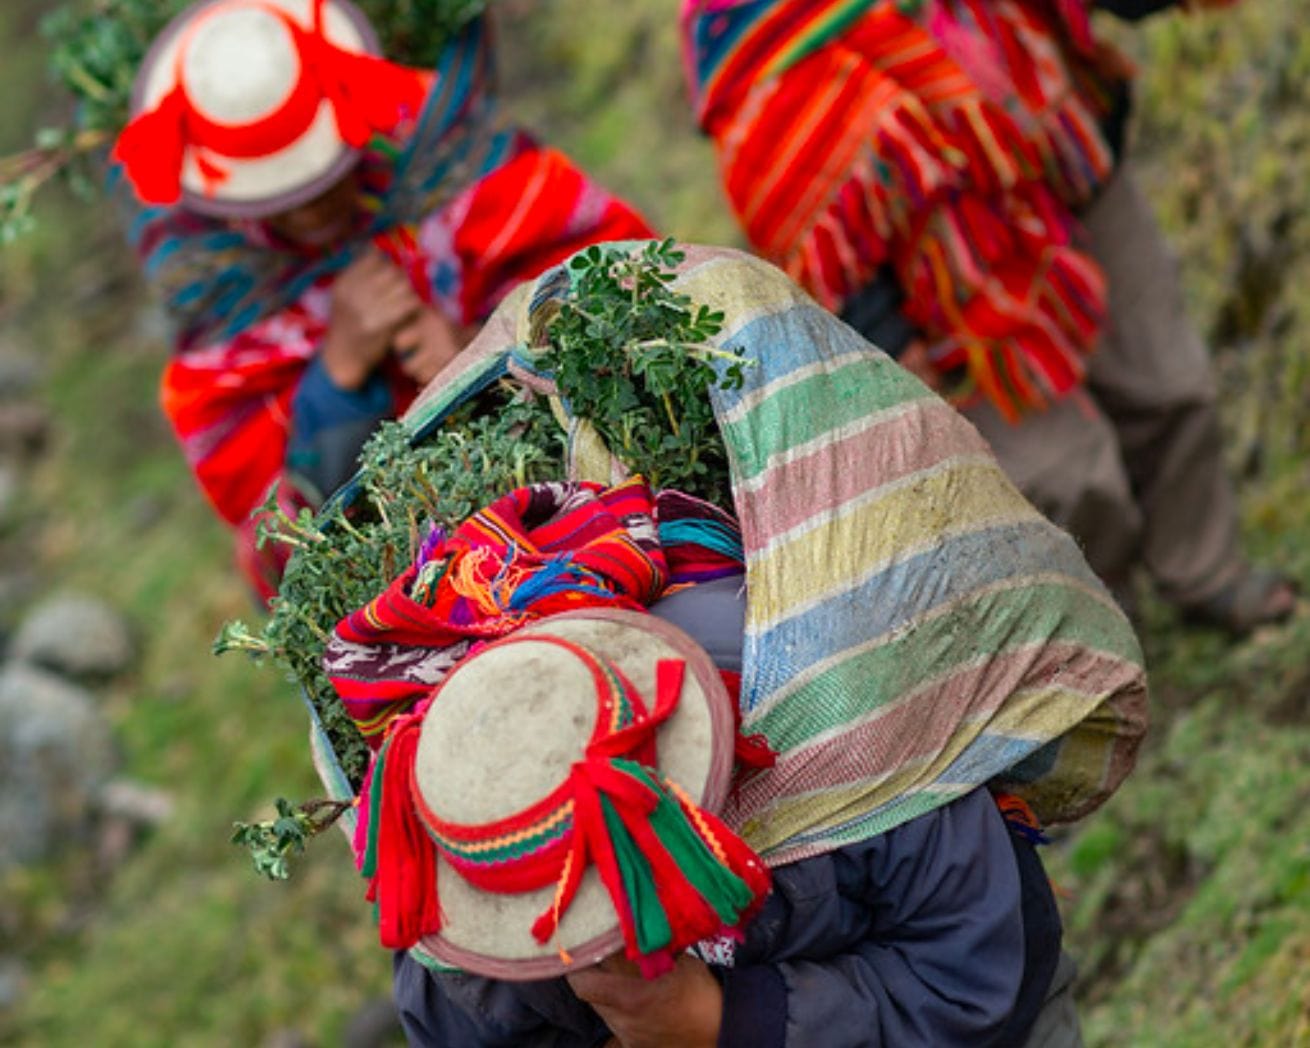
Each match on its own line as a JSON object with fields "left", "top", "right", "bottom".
{"left": 409, "top": 608, "right": 740, "bottom": 980}
{"left": 120, "top": 0, "right": 416, "bottom": 218}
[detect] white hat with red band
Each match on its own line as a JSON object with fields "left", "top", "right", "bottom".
{"left": 116, "top": 0, "right": 431, "bottom": 218}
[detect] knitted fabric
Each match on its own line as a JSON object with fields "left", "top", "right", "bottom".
{"left": 656, "top": 490, "right": 745, "bottom": 585}
{"left": 387, "top": 244, "right": 1149, "bottom": 872}
{"left": 680, "top": 0, "right": 1124, "bottom": 419}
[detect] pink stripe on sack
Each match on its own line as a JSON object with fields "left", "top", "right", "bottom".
{"left": 732, "top": 642, "right": 1141, "bottom": 811}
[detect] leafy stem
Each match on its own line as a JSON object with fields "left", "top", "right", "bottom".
{"left": 232, "top": 797, "right": 354, "bottom": 882}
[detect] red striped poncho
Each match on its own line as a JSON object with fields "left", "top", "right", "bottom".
{"left": 681, "top": 0, "right": 1129, "bottom": 419}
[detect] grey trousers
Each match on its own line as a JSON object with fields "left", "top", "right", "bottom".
{"left": 963, "top": 164, "right": 1244, "bottom": 607}
{"left": 1022, "top": 952, "right": 1085, "bottom": 1048}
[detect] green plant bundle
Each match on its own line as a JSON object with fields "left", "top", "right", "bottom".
{"left": 544, "top": 238, "right": 744, "bottom": 506}
{"left": 215, "top": 388, "right": 564, "bottom": 786}
{"left": 1, "top": 0, "right": 486, "bottom": 242}
{"left": 219, "top": 239, "right": 744, "bottom": 878}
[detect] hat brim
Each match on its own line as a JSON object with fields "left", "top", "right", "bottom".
{"left": 130, "top": 0, "right": 380, "bottom": 220}
{"left": 415, "top": 608, "right": 737, "bottom": 981}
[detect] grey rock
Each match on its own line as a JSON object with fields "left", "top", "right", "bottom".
{"left": 11, "top": 593, "right": 134, "bottom": 679}
{"left": 0, "top": 958, "right": 28, "bottom": 1012}
{"left": 0, "top": 351, "right": 42, "bottom": 400}
{"left": 96, "top": 778, "right": 175, "bottom": 828}
{"left": 0, "top": 663, "right": 119, "bottom": 870}
{"left": 0, "top": 403, "right": 49, "bottom": 460}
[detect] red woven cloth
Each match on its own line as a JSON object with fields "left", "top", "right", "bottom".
{"left": 682, "top": 0, "right": 1126, "bottom": 419}
{"left": 327, "top": 478, "right": 668, "bottom": 746}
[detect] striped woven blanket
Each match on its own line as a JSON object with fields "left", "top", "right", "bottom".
{"left": 325, "top": 478, "right": 666, "bottom": 746}
{"left": 382, "top": 244, "right": 1148, "bottom": 868}
{"left": 679, "top": 0, "right": 1125, "bottom": 420}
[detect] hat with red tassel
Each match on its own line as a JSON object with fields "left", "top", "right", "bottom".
{"left": 360, "top": 608, "right": 771, "bottom": 981}
{"left": 115, "top": 0, "right": 432, "bottom": 217}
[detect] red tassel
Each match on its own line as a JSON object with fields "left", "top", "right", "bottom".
{"left": 679, "top": 795, "right": 772, "bottom": 916}
{"left": 111, "top": 85, "right": 188, "bottom": 205}
{"left": 718, "top": 672, "right": 777, "bottom": 770}
{"left": 371, "top": 719, "right": 441, "bottom": 949}
{"left": 621, "top": 808, "right": 724, "bottom": 950}
{"left": 316, "top": 42, "right": 432, "bottom": 148}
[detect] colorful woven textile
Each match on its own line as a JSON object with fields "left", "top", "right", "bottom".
{"left": 326, "top": 477, "right": 668, "bottom": 745}
{"left": 386, "top": 243, "right": 1148, "bottom": 870}
{"left": 680, "top": 0, "right": 1123, "bottom": 420}
{"left": 656, "top": 490, "right": 745, "bottom": 585}
{"left": 139, "top": 17, "right": 653, "bottom": 530}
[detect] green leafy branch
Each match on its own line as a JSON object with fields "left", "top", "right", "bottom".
{"left": 214, "top": 387, "right": 564, "bottom": 786}
{"left": 218, "top": 240, "right": 746, "bottom": 879}
{"left": 232, "top": 797, "right": 354, "bottom": 881}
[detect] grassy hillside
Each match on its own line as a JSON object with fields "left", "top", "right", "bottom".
{"left": 1, "top": 1, "right": 1308, "bottom": 1045}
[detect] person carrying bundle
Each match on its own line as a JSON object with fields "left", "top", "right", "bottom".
{"left": 316, "top": 244, "right": 1149, "bottom": 1046}
{"left": 111, "top": 0, "right": 653, "bottom": 599}
{"left": 678, "top": 0, "right": 1295, "bottom": 635}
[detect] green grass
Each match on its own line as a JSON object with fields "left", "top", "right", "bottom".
{"left": 2, "top": 0, "right": 1310, "bottom": 1045}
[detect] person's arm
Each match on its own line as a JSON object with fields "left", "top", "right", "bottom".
{"left": 160, "top": 303, "right": 326, "bottom": 527}
{"left": 285, "top": 353, "right": 395, "bottom": 503}
{"left": 838, "top": 266, "right": 919, "bottom": 360}
{"left": 564, "top": 791, "right": 1041, "bottom": 1048}
{"left": 838, "top": 269, "right": 945, "bottom": 391}
{"left": 716, "top": 789, "right": 1033, "bottom": 1048}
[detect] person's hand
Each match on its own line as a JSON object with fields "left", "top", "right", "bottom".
{"left": 391, "top": 308, "right": 479, "bottom": 386}
{"left": 321, "top": 249, "right": 422, "bottom": 389}
{"left": 566, "top": 954, "right": 722, "bottom": 1048}
{"left": 898, "top": 339, "right": 943, "bottom": 392}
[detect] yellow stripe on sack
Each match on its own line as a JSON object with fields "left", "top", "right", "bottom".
{"left": 671, "top": 254, "right": 815, "bottom": 338}
{"left": 735, "top": 735, "right": 971, "bottom": 854}
{"left": 744, "top": 458, "right": 1035, "bottom": 629}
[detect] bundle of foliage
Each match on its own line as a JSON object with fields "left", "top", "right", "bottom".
{"left": 215, "top": 389, "right": 564, "bottom": 786}
{"left": 0, "top": 0, "right": 485, "bottom": 242}
{"left": 543, "top": 239, "right": 741, "bottom": 506}
{"left": 218, "top": 240, "right": 745, "bottom": 876}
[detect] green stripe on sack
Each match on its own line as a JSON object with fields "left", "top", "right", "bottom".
{"left": 720, "top": 360, "right": 928, "bottom": 480}
{"left": 621, "top": 763, "right": 756, "bottom": 924}
{"left": 750, "top": 582, "right": 1141, "bottom": 748}
{"left": 600, "top": 793, "right": 671, "bottom": 956}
